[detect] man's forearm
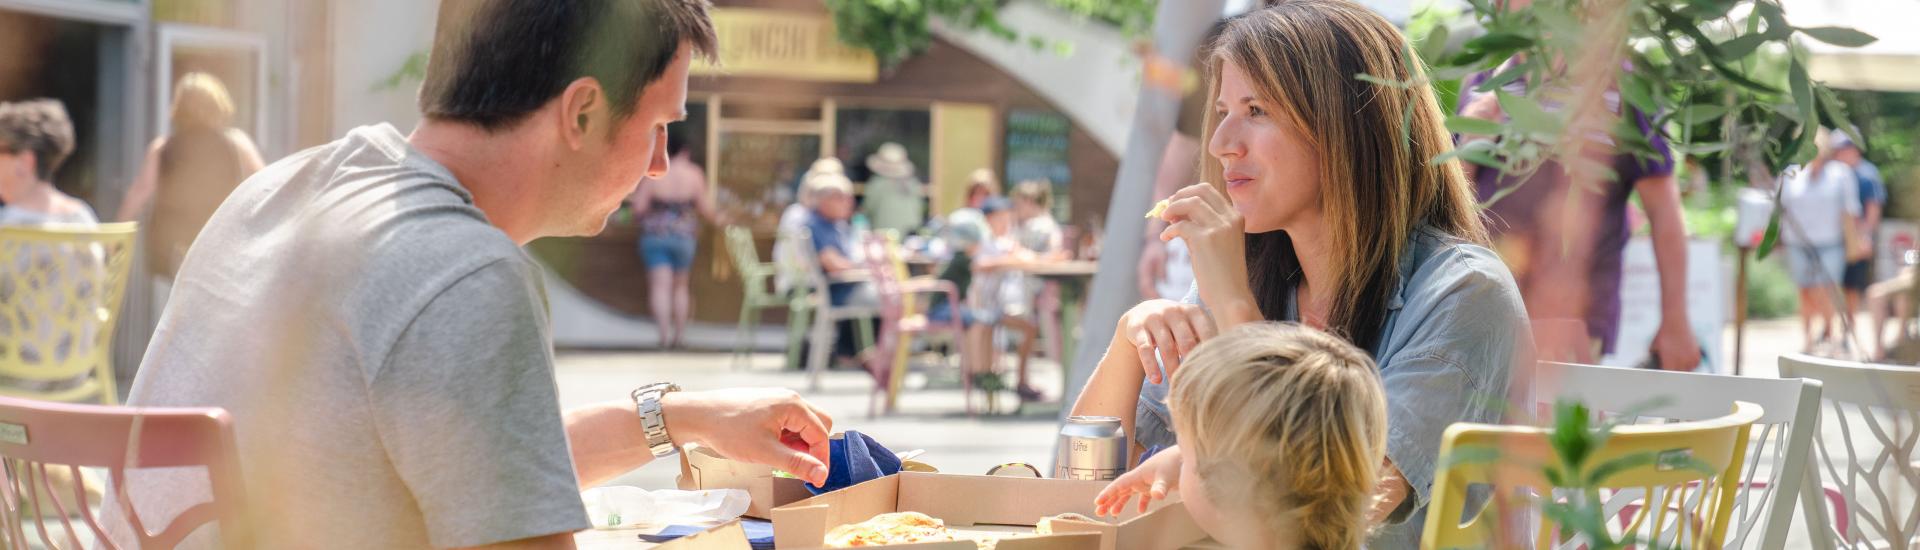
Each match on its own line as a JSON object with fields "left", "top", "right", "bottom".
{"left": 563, "top": 401, "right": 655, "bottom": 489}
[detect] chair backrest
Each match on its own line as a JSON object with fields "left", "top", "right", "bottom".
{"left": 1424, "top": 401, "right": 1765, "bottom": 550}
{"left": 779, "top": 229, "right": 833, "bottom": 298}
{"left": 0, "top": 224, "right": 138, "bottom": 405}
{"left": 0, "top": 396, "right": 247, "bottom": 549}
{"left": 723, "top": 226, "right": 773, "bottom": 296}
{"left": 1776, "top": 353, "right": 1920, "bottom": 549}
{"left": 858, "top": 234, "right": 910, "bottom": 324}
{"left": 1531, "top": 362, "right": 1825, "bottom": 549}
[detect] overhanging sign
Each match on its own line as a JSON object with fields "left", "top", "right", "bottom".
{"left": 693, "top": 8, "right": 880, "bottom": 83}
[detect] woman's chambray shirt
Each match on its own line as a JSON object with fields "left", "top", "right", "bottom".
{"left": 1136, "top": 226, "right": 1533, "bottom": 548}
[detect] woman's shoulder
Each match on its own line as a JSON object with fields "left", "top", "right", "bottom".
{"left": 1403, "top": 229, "right": 1525, "bottom": 312}
{"left": 54, "top": 194, "right": 100, "bottom": 223}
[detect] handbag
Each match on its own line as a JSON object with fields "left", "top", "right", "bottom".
{"left": 1843, "top": 213, "right": 1873, "bottom": 263}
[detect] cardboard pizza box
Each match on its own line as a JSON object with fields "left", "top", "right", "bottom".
{"left": 1040, "top": 502, "right": 1214, "bottom": 550}
{"left": 653, "top": 520, "right": 752, "bottom": 550}
{"left": 676, "top": 443, "right": 813, "bottom": 519}
{"left": 769, "top": 471, "right": 1210, "bottom": 550}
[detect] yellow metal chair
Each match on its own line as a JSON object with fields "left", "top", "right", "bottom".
{"left": 0, "top": 223, "right": 137, "bottom": 405}
{"left": 1423, "top": 401, "right": 1765, "bottom": 550}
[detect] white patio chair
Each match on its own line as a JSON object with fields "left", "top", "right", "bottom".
{"left": 1778, "top": 353, "right": 1920, "bottom": 549}
{"left": 783, "top": 230, "right": 877, "bottom": 391}
{"left": 1532, "top": 361, "right": 1825, "bottom": 549}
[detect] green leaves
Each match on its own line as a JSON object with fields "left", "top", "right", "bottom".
{"left": 1757, "top": 207, "right": 1783, "bottom": 259}
{"left": 1498, "top": 90, "right": 1561, "bottom": 136}
{"left": 1446, "top": 115, "right": 1505, "bottom": 136}
{"left": 1418, "top": 22, "right": 1453, "bottom": 66}
{"left": 1678, "top": 103, "right": 1731, "bottom": 126}
{"left": 1434, "top": 139, "right": 1503, "bottom": 171}
{"left": 1799, "top": 26, "right": 1879, "bottom": 48}
{"left": 823, "top": 0, "right": 1157, "bottom": 66}
{"left": 1550, "top": 400, "right": 1595, "bottom": 473}
{"left": 1464, "top": 31, "right": 1536, "bottom": 53}
{"left": 1355, "top": 73, "right": 1412, "bottom": 89}
{"left": 1715, "top": 33, "right": 1772, "bottom": 60}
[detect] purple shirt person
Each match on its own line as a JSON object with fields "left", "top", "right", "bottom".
{"left": 1456, "top": 59, "right": 1701, "bottom": 370}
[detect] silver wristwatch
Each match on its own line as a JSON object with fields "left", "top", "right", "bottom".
{"left": 631, "top": 382, "right": 682, "bottom": 458}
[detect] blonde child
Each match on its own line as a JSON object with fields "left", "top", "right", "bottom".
{"left": 1095, "top": 322, "right": 1388, "bottom": 550}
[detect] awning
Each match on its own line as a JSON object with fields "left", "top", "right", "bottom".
{"left": 1783, "top": 0, "right": 1920, "bottom": 92}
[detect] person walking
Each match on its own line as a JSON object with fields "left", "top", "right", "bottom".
{"left": 1832, "top": 132, "right": 1886, "bottom": 339}
{"left": 628, "top": 127, "right": 719, "bottom": 349}
{"left": 1455, "top": 54, "right": 1699, "bottom": 369}
{"left": 116, "top": 73, "right": 267, "bottom": 284}
{"left": 1781, "top": 130, "right": 1862, "bottom": 353}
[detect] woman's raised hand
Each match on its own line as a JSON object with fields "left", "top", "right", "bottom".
{"left": 1120, "top": 299, "right": 1217, "bottom": 385}
{"left": 1155, "top": 182, "right": 1259, "bottom": 328}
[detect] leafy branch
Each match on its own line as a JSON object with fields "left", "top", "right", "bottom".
{"left": 822, "top": 0, "right": 1158, "bottom": 67}
{"left": 1383, "top": 0, "right": 1877, "bottom": 258}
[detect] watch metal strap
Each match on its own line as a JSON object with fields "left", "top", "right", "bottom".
{"left": 632, "top": 383, "right": 680, "bottom": 458}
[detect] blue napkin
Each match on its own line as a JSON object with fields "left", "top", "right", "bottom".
{"left": 806, "top": 430, "right": 901, "bottom": 495}
{"left": 637, "top": 519, "right": 775, "bottom": 549}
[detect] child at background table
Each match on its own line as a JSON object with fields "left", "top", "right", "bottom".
{"left": 1095, "top": 322, "right": 1387, "bottom": 550}
{"left": 936, "top": 197, "right": 1046, "bottom": 403}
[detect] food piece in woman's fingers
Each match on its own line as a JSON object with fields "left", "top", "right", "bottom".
{"left": 1144, "top": 199, "right": 1170, "bottom": 219}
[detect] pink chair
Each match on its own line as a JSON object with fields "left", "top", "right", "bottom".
{"left": 858, "top": 235, "right": 974, "bottom": 417}
{"left": 0, "top": 396, "right": 247, "bottom": 549}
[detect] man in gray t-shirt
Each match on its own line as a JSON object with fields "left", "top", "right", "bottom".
{"left": 107, "top": 2, "right": 836, "bottom": 548}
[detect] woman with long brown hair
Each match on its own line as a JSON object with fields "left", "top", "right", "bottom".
{"left": 118, "top": 72, "right": 266, "bottom": 282}
{"left": 1072, "top": 1, "right": 1532, "bottom": 546}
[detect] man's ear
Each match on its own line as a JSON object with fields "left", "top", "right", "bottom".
{"left": 559, "top": 77, "right": 605, "bottom": 151}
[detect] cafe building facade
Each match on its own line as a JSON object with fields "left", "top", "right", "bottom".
{"left": 533, "top": 0, "right": 1126, "bottom": 346}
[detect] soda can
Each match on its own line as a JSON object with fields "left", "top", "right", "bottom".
{"left": 1055, "top": 416, "right": 1127, "bottom": 480}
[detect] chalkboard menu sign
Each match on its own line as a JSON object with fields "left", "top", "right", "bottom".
{"left": 716, "top": 132, "right": 821, "bottom": 233}
{"left": 1005, "top": 109, "right": 1073, "bottom": 221}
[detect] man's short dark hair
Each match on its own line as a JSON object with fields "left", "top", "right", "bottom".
{"left": 419, "top": 0, "right": 718, "bottom": 132}
{"left": 0, "top": 99, "right": 76, "bottom": 182}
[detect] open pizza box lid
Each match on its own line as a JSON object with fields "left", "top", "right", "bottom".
{"left": 677, "top": 443, "right": 814, "bottom": 519}
{"left": 768, "top": 471, "right": 1211, "bottom": 550}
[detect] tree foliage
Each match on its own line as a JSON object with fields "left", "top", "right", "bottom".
{"left": 1399, "top": 0, "right": 1875, "bottom": 257}
{"left": 823, "top": 0, "right": 1158, "bottom": 67}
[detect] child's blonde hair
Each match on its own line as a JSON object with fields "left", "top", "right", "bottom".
{"left": 1169, "top": 322, "right": 1388, "bottom": 550}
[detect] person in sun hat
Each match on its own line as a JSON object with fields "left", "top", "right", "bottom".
{"left": 860, "top": 142, "right": 925, "bottom": 234}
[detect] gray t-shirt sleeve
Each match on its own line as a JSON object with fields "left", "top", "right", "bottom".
{"left": 369, "top": 259, "right": 589, "bottom": 548}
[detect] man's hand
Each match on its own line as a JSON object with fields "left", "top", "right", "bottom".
{"left": 1651, "top": 323, "right": 1701, "bottom": 371}
{"left": 660, "top": 389, "right": 834, "bottom": 486}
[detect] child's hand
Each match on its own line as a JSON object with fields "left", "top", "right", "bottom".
{"left": 1094, "top": 445, "right": 1183, "bottom": 517}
